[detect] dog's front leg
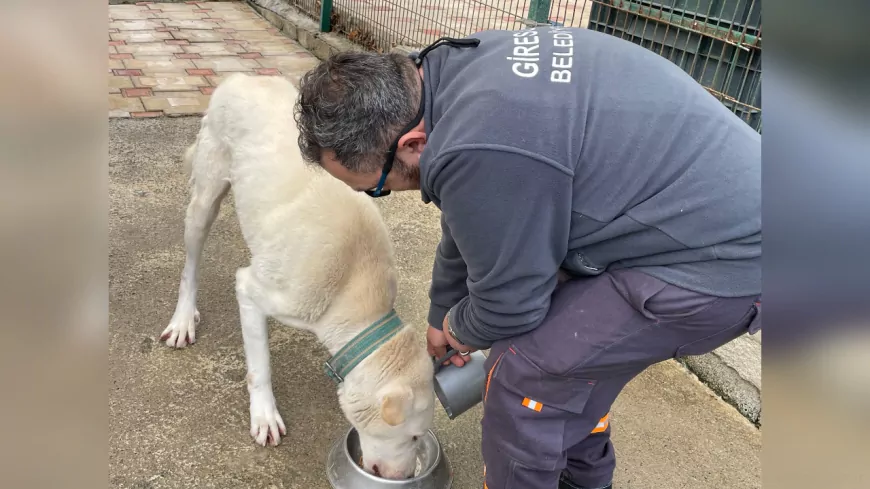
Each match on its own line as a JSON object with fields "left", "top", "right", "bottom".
{"left": 236, "top": 267, "right": 286, "bottom": 447}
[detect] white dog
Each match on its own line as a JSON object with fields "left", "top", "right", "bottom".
{"left": 160, "top": 73, "right": 435, "bottom": 480}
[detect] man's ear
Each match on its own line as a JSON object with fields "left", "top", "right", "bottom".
{"left": 380, "top": 384, "right": 414, "bottom": 427}
{"left": 398, "top": 130, "right": 427, "bottom": 155}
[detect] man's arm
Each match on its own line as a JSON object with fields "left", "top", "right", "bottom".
{"left": 430, "top": 149, "right": 573, "bottom": 349}
{"left": 428, "top": 214, "right": 469, "bottom": 330}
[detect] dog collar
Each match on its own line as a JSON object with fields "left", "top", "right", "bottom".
{"left": 324, "top": 309, "right": 405, "bottom": 383}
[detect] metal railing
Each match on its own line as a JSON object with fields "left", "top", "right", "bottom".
{"left": 586, "top": 0, "right": 762, "bottom": 131}
{"left": 300, "top": 0, "right": 761, "bottom": 131}
{"left": 283, "top": 0, "right": 321, "bottom": 20}
{"left": 318, "top": 1, "right": 591, "bottom": 51}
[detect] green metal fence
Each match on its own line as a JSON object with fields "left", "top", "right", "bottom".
{"left": 586, "top": 0, "right": 762, "bottom": 131}
{"left": 300, "top": 0, "right": 761, "bottom": 131}
{"left": 313, "top": 1, "right": 589, "bottom": 51}
{"left": 282, "top": 0, "right": 320, "bottom": 20}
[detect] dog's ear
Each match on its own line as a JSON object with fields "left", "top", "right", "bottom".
{"left": 380, "top": 385, "right": 414, "bottom": 427}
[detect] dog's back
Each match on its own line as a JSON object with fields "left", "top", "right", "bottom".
{"left": 163, "top": 74, "right": 435, "bottom": 463}
{"left": 188, "top": 73, "right": 398, "bottom": 331}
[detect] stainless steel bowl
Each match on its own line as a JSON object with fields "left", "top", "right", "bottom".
{"left": 326, "top": 427, "right": 453, "bottom": 489}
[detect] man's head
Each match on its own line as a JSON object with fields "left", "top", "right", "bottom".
{"left": 294, "top": 51, "right": 427, "bottom": 196}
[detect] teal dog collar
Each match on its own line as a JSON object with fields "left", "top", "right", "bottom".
{"left": 324, "top": 309, "right": 404, "bottom": 383}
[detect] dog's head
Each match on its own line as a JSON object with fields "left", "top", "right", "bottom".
{"left": 337, "top": 330, "right": 435, "bottom": 480}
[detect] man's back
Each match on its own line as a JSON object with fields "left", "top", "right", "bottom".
{"left": 420, "top": 26, "right": 761, "bottom": 299}
{"left": 293, "top": 31, "right": 764, "bottom": 489}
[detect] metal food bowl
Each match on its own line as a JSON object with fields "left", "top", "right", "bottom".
{"left": 326, "top": 427, "right": 453, "bottom": 489}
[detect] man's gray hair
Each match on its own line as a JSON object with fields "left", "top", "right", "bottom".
{"left": 294, "top": 51, "right": 421, "bottom": 174}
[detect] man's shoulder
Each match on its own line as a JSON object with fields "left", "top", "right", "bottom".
{"left": 420, "top": 143, "right": 574, "bottom": 206}
{"left": 428, "top": 144, "right": 573, "bottom": 175}
{"left": 422, "top": 106, "right": 577, "bottom": 190}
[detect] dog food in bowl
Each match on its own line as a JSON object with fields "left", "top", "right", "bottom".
{"left": 356, "top": 455, "right": 425, "bottom": 478}
{"left": 326, "top": 427, "right": 453, "bottom": 488}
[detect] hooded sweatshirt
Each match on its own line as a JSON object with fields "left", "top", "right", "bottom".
{"left": 418, "top": 26, "right": 761, "bottom": 349}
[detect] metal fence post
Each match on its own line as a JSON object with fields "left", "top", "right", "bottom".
{"left": 320, "top": 0, "right": 333, "bottom": 32}
{"left": 527, "top": 0, "right": 552, "bottom": 24}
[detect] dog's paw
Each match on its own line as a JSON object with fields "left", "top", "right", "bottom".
{"left": 160, "top": 308, "right": 200, "bottom": 348}
{"left": 250, "top": 394, "right": 287, "bottom": 447}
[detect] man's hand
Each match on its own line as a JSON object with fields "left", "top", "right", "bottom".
{"left": 427, "top": 325, "right": 468, "bottom": 367}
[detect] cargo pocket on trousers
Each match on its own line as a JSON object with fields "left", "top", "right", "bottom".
{"left": 482, "top": 345, "right": 596, "bottom": 472}
{"left": 675, "top": 302, "right": 759, "bottom": 357}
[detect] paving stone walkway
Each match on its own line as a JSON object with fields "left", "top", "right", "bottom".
{"left": 108, "top": 1, "right": 320, "bottom": 118}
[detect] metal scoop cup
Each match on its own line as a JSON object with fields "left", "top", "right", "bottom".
{"left": 432, "top": 348, "right": 488, "bottom": 420}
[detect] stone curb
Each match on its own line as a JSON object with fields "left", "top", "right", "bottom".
{"left": 679, "top": 333, "right": 762, "bottom": 426}
{"left": 245, "top": 0, "right": 367, "bottom": 61}
{"left": 244, "top": 0, "right": 763, "bottom": 428}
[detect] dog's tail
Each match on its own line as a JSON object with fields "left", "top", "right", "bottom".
{"left": 182, "top": 142, "right": 196, "bottom": 177}
{"left": 183, "top": 113, "right": 208, "bottom": 184}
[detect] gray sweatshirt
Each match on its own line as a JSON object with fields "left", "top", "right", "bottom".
{"left": 420, "top": 26, "right": 761, "bottom": 349}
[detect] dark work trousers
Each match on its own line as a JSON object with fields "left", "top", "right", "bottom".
{"left": 480, "top": 268, "right": 761, "bottom": 489}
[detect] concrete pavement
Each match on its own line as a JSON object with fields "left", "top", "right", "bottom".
{"left": 109, "top": 116, "right": 761, "bottom": 489}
